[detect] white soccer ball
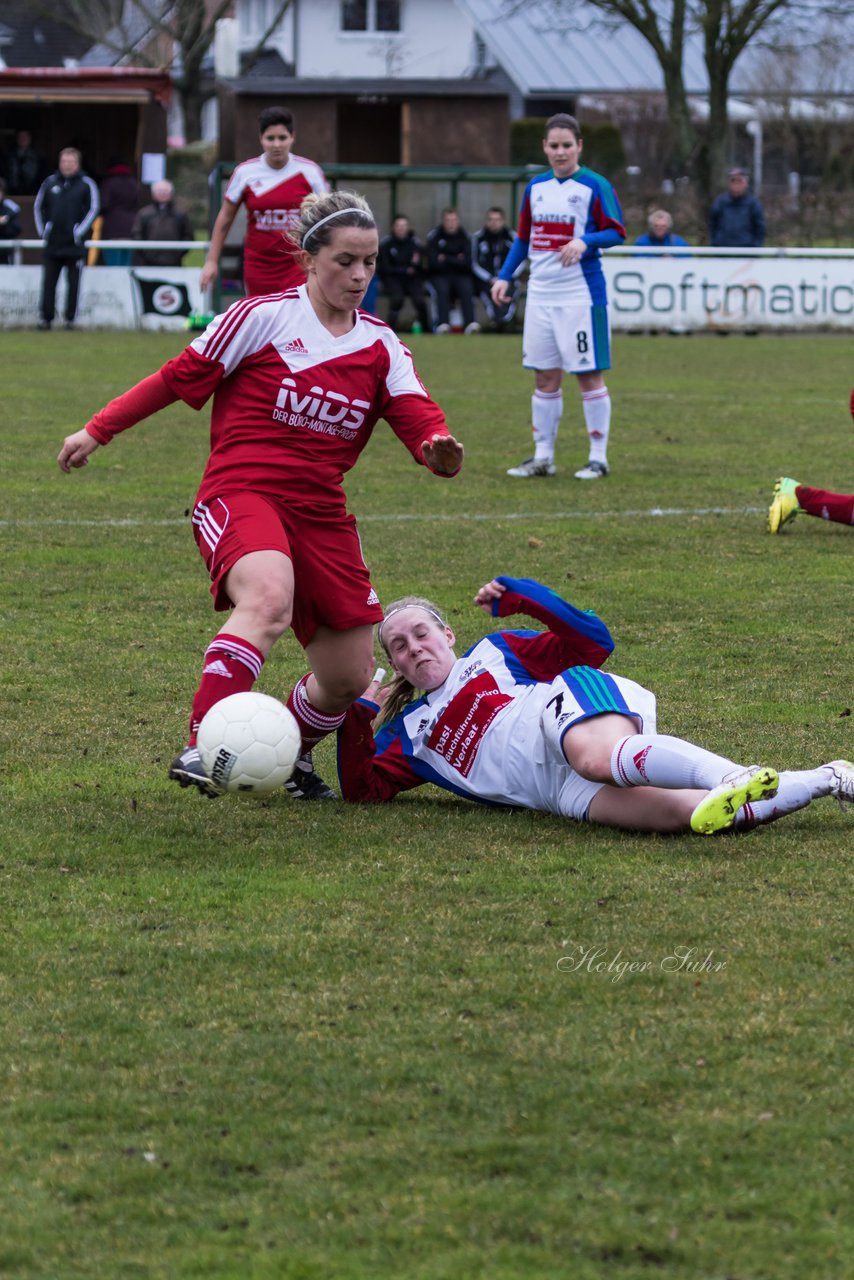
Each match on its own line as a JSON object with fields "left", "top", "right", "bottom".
{"left": 197, "top": 692, "right": 301, "bottom": 795}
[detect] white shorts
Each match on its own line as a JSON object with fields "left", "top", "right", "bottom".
{"left": 522, "top": 302, "right": 611, "bottom": 374}
{"left": 538, "top": 668, "right": 658, "bottom": 821}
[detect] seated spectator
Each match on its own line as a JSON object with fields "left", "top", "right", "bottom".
{"left": 2, "top": 129, "right": 45, "bottom": 195}
{"left": 99, "top": 157, "right": 140, "bottom": 266}
{"left": 0, "top": 177, "right": 22, "bottom": 263}
{"left": 634, "top": 209, "right": 689, "bottom": 254}
{"left": 472, "top": 206, "right": 524, "bottom": 330}
{"left": 377, "top": 214, "right": 431, "bottom": 333}
{"left": 426, "top": 208, "right": 478, "bottom": 334}
{"left": 132, "top": 180, "right": 195, "bottom": 266}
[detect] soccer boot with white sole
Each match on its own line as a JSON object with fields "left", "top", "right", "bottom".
{"left": 824, "top": 760, "right": 854, "bottom": 811}
{"left": 690, "top": 765, "right": 779, "bottom": 835}
{"left": 507, "top": 456, "right": 556, "bottom": 478}
{"left": 284, "top": 751, "right": 337, "bottom": 800}
{"left": 768, "top": 477, "right": 801, "bottom": 534}
{"left": 168, "top": 745, "right": 224, "bottom": 799}
{"left": 574, "top": 460, "right": 609, "bottom": 480}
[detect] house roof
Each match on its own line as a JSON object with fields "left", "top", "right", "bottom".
{"left": 0, "top": 1, "right": 90, "bottom": 68}
{"left": 458, "top": 0, "right": 712, "bottom": 95}
{"left": 76, "top": 3, "right": 153, "bottom": 68}
{"left": 0, "top": 67, "right": 172, "bottom": 105}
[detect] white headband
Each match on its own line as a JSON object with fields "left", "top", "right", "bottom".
{"left": 301, "top": 207, "right": 369, "bottom": 247}
{"left": 378, "top": 604, "right": 446, "bottom": 652}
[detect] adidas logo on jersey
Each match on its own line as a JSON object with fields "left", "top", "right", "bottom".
{"left": 366, "top": 588, "right": 379, "bottom": 605}
{"left": 203, "top": 660, "right": 233, "bottom": 678}
{"left": 283, "top": 337, "right": 308, "bottom": 354}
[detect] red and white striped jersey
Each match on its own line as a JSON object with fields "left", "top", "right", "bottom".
{"left": 225, "top": 153, "right": 329, "bottom": 293}
{"left": 158, "top": 285, "right": 449, "bottom": 511}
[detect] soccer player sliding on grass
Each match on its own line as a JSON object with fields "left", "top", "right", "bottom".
{"left": 337, "top": 576, "right": 852, "bottom": 835}
{"left": 57, "top": 190, "right": 464, "bottom": 801}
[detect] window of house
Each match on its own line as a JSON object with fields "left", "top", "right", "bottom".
{"left": 341, "top": 0, "right": 401, "bottom": 33}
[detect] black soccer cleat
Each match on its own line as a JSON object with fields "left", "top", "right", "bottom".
{"left": 283, "top": 751, "right": 337, "bottom": 800}
{"left": 168, "top": 745, "right": 224, "bottom": 799}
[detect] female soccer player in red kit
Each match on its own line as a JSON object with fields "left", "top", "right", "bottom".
{"left": 58, "top": 190, "right": 465, "bottom": 798}
{"left": 200, "top": 106, "right": 329, "bottom": 297}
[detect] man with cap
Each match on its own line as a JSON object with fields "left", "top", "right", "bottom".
{"left": 708, "top": 168, "right": 766, "bottom": 247}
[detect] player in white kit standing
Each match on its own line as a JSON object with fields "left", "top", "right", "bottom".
{"left": 492, "top": 114, "right": 625, "bottom": 480}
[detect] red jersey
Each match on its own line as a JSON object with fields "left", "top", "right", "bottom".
{"left": 225, "top": 153, "right": 329, "bottom": 294}
{"left": 158, "top": 285, "right": 450, "bottom": 512}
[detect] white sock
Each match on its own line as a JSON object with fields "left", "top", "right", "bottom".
{"left": 733, "top": 766, "right": 834, "bottom": 829}
{"left": 581, "top": 385, "right": 610, "bottom": 465}
{"left": 611, "top": 734, "right": 739, "bottom": 790}
{"left": 532, "top": 389, "right": 562, "bottom": 461}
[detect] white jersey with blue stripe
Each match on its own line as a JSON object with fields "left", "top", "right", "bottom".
{"left": 388, "top": 649, "right": 649, "bottom": 814}
{"left": 502, "top": 167, "right": 625, "bottom": 306}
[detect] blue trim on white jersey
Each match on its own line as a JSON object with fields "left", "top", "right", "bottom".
{"left": 480, "top": 631, "right": 543, "bottom": 685}
{"left": 492, "top": 576, "right": 614, "bottom": 653}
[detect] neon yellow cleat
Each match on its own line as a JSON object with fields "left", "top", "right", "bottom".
{"left": 690, "top": 765, "right": 779, "bottom": 835}
{"left": 768, "top": 477, "right": 802, "bottom": 534}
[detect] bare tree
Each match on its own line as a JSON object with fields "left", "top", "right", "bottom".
{"left": 52, "top": 0, "right": 295, "bottom": 142}
{"left": 514, "top": 0, "right": 839, "bottom": 199}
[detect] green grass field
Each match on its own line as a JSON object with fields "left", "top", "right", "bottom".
{"left": 2, "top": 328, "right": 852, "bottom": 1279}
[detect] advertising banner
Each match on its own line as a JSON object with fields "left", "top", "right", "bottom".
{"left": 3, "top": 256, "right": 854, "bottom": 332}
{"left": 603, "top": 254, "right": 854, "bottom": 332}
{"left": 0, "top": 266, "right": 205, "bottom": 331}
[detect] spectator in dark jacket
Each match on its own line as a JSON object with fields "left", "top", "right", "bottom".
{"left": 0, "top": 178, "right": 22, "bottom": 263}
{"left": 99, "top": 157, "right": 139, "bottom": 265}
{"left": 377, "top": 214, "right": 432, "bottom": 333}
{"left": 426, "top": 208, "right": 478, "bottom": 333}
{"left": 2, "top": 129, "right": 45, "bottom": 195}
{"left": 708, "top": 169, "right": 766, "bottom": 248}
{"left": 471, "top": 206, "right": 524, "bottom": 330}
{"left": 34, "top": 147, "right": 100, "bottom": 329}
{"left": 132, "top": 180, "right": 195, "bottom": 266}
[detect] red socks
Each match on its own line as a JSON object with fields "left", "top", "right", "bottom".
{"left": 188, "top": 633, "right": 264, "bottom": 745}
{"left": 287, "top": 674, "right": 347, "bottom": 756}
{"left": 795, "top": 484, "right": 854, "bottom": 526}
{"left": 186, "top": 643, "right": 347, "bottom": 759}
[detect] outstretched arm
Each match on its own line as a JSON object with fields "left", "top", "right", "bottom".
{"left": 473, "top": 575, "right": 614, "bottom": 677}
{"left": 57, "top": 369, "right": 180, "bottom": 472}
{"left": 337, "top": 695, "right": 426, "bottom": 803}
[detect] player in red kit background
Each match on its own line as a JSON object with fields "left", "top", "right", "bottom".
{"left": 58, "top": 191, "right": 465, "bottom": 799}
{"left": 200, "top": 106, "right": 329, "bottom": 297}
{"left": 767, "top": 388, "right": 854, "bottom": 533}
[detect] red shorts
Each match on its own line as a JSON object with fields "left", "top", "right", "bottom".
{"left": 191, "top": 492, "right": 384, "bottom": 647}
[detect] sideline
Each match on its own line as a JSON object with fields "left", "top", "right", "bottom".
{"left": 1, "top": 505, "right": 766, "bottom": 528}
